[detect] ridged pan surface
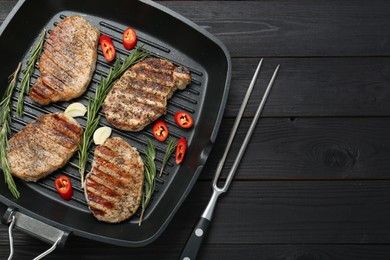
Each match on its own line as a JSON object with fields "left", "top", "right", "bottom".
{"left": 0, "top": 0, "right": 231, "bottom": 246}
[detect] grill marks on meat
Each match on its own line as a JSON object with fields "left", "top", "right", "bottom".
{"left": 103, "top": 57, "right": 191, "bottom": 131}
{"left": 29, "top": 16, "right": 100, "bottom": 105}
{"left": 85, "top": 137, "right": 144, "bottom": 223}
{"left": 7, "top": 113, "right": 83, "bottom": 182}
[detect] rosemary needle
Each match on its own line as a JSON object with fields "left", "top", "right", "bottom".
{"left": 139, "top": 138, "right": 176, "bottom": 225}
{"left": 78, "top": 47, "right": 149, "bottom": 187}
{"left": 159, "top": 137, "right": 177, "bottom": 177}
{"left": 139, "top": 139, "right": 156, "bottom": 226}
{"left": 17, "top": 29, "right": 46, "bottom": 117}
{"left": 0, "top": 63, "right": 22, "bottom": 198}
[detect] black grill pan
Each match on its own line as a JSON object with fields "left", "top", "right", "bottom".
{"left": 0, "top": 0, "right": 231, "bottom": 247}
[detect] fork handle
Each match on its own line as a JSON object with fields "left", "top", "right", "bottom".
{"left": 179, "top": 217, "right": 210, "bottom": 260}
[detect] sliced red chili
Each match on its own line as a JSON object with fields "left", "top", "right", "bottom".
{"left": 100, "top": 34, "right": 116, "bottom": 62}
{"left": 176, "top": 137, "right": 187, "bottom": 164}
{"left": 123, "top": 27, "right": 137, "bottom": 50}
{"left": 54, "top": 175, "right": 73, "bottom": 201}
{"left": 152, "top": 120, "right": 169, "bottom": 142}
{"left": 174, "top": 112, "right": 193, "bottom": 129}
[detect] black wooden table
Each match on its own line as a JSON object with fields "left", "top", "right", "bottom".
{"left": 1, "top": 0, "right": 390, "bottom": 259}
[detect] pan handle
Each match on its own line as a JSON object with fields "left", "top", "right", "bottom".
{"left": 2, "top": 207, "right": 69, "bottom": 260}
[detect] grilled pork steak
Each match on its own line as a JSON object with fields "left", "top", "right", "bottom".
{"left": 7, "top": 113, "right": 83, "bottom": 182}
{"left": 85, "top": 137, "right": 144, "bottom": 223}
{"left": 103, "top": 57, "right": 191, "bottom": 131}
{"left": 29, "top": 16, "right": 100, "bottom": 105}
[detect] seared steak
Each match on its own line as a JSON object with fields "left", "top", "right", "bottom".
{"left": 30, "top": 16, "right": 100, "bottom": 105}
{"left": 85, "top": 137, "right": 144, "bottom": 223}
{"left": 103, "top": 57, "right": 191, "bottom": 131}
{"left": 7, "top": 113, "right": 83, "bottom": 182}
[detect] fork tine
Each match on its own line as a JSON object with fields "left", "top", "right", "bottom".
{"left": 221, "top": 64, "right": 280, "bottom": 191}
{"left": 212, "top": 59, "right": 264, "bottom": 188}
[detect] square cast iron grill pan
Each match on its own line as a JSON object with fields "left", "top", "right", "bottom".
{"left": 0, "top": 0, "right": 231, "bottom": 247}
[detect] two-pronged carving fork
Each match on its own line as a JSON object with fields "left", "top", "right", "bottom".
{"left": 180, "top": 59, "right": 280, "bottom": 260}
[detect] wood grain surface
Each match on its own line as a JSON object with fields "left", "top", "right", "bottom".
{"left": 1, "top": 0, "right": 390, "bottom": 259}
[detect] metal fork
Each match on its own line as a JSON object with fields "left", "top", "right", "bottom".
{"left": 179, "top": 59, "right": 280, "bottom": 260}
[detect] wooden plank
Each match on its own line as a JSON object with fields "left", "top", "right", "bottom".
{"left": 160, "top": 0, "right": 390, "bottom": 57}
{"left": 200, "top": 117, "right": 390, "bottom": 180}
{"left": 1, "top": 243, "right": 390, "bottom": 260}
{"left": 189, "top": 181, "right": 390, "bottom": 244}
{"left": 198, "top": 181, "right": 390, "bottom": 244}
{"left": 1, "top": 180, "right": 390, "bottom": 258}
{"left": 2, "top": 1, "right": 390, "bottom": 57}
{"left": 225, "top": 57, "right": 390, "bottom": 117}
{"left": 198, "top": 245, "right": 390, "bottom": 260}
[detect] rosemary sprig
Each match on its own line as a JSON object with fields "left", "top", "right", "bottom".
{"left": 78, "top": 47, "right": 149, "bottom": 187}
{"left": 159, "top": 137, "right": 177, "bottom": 177}
{"left": 17, "top": 29, "right": 46, "bottom": 117}
{"left": 0, "top": 63, "right": 22, "bottom": 198}
{"left": 139, "top": 139, "right": 156, "bottom": 226}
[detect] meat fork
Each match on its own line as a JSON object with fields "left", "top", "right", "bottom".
{"left": 179, "top": 59, "right": 280, "bottom": 260}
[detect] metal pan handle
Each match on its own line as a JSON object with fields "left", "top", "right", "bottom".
{"left": 2, "top": 207, "right": 69, "bottom": 260}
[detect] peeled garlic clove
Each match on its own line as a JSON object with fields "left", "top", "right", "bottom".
{"left": 93, "top": 126, "right": 112, "bottom": 145}
{"left": 64, "top": 102, "right": 87, "bottom": 118}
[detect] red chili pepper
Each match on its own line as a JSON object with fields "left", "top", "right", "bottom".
{"left": 176, "top": 137, "right": 187, "bottom": 164}
{"left": 152, "top": 120, "right": 169, "bottom": 142}
{"left": 100, "top": 34, "right": 116, "bottom": 62}
{"left": 123, "top": 27, "right": 137, "bottom": 50}
{"left": 174, "top": 112, "right": 193, "bottom": 129}
{"left": 54, "top": 175, "right": 73, "bottom": 201}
